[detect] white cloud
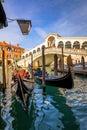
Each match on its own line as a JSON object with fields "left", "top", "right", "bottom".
{"left": 34, "top": 27, "right": 47, "bottom": 38}
{"left": 0, "top": 21, "right": 24, "bottom": 44}
{"left": 1, "top": 0, "right": 87, "bottom": 49}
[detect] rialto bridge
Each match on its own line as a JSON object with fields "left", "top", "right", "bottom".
{"left": 17, "top": 33, "right": 87, "bottom": 68}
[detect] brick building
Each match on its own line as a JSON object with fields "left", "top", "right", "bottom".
{"left": 0, "top": 41, "right": 25, "bottom": 65}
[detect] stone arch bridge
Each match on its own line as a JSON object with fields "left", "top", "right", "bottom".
{"left": 17, "top": 33, "right": 87, "bottom": 68}
{"left": 17, "top": 47, "right": 87, "bottom": 68}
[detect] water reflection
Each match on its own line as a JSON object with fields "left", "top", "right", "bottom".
{"left": 32, "top": 84, "right": 64, "bottom": 130}
{"left": 0, "top": 74, "right": 86, "bottom": 130}
{"left": 59, "top": 75, "right": 87, "bottom": 130}
{"left": 30, "top": 83, "right": 79, "bottom": 130}
{"left": 0, "top": 87, "right": 14, "bottom": 130}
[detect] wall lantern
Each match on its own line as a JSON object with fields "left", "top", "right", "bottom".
{"left": 17, "top": 19, "right": 32, "bottom": 35}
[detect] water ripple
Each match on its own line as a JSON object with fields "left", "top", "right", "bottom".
{"left": 59, "top": 75, "right": 87, "bottom": 130}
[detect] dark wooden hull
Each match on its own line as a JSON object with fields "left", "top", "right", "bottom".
{"left": 35, "top": 70, "right": 74, "bottom": 89}
{"left": 16, "top": 76, "right": 30, "bottom": 110}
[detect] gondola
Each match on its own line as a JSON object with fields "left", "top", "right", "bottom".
{"left": 35, "top": 69, "right": 74, "bottom": 89}
{"left": 12, "top": 76, "right": 33, "bottom": 110}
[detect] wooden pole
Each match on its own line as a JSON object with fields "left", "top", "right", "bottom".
{"left": 31, "top": 53, "right": 34, "bottom": 79}
{"left": 81, "top": 56, "right": 85, "bottom": 70}
{"left": 62, "top": 47, "right": 64, "bottom": 74}
{"left": 54, "top": 54, "right": 58, "bottom": 75}
{"left": 5, "top": 57, "right": 8, "bottom": 84}
{"left": 2, "top": 47, "right": 6, "bottom": 93}
{"left": 42, "top": 45, "right": 46, "bottom": 93}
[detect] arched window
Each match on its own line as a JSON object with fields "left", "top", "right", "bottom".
{"left": 82, "top": 41, "right": 87, "bottom": 49}
{"left": 73, "top": 41, "right": 80, "bottom": 49}
{"left": 26, "top": 54, "right": 28, "bottom": 57}
{"left": 58, "top": 41, "right": 64, "bottom": 48}
{"left": 37, "top": 48, "right": 40, "bottom": 52}
{"left": 65, "top": 41, "right": 71, "bottom": 48}
{"left": 47, "top": 36, "right": 55, "bottom": 47}
{"left": 33, "top": 50, "right": 36, "bottom": 54}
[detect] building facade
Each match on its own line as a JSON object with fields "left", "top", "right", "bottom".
{"left": 0, "top": 41, "right": 25, "bottom": 65}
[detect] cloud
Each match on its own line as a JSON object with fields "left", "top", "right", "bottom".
{"left": 1, "top": 0, "right": 87, "bottom": 49}
{"left": 0, "top": 21, "right": 24, "bottom": 44}
{"left": 34, "top": 27, "right": 47, "bottom": 38}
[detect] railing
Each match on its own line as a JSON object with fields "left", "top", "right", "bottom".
{"left": 17, "top": 48, "right": 87, "bottom": 66}
{"left": 33, "top": 48, "right": 87, "bottom": 60}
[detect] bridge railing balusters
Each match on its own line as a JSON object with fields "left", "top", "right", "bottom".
{"left": 17, "top": 48, "right": 87, "bottom": 67}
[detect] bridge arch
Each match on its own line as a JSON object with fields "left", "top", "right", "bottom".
{"left": 37, "top": 47, "right": 41, "bottom": 52}
{"left": 45, "top": 33, "right": 61, "bottom": 47}
{"left": 73, "top": 41, "right": 80, "bottom": 49}
{"left": 65, "top": 41, "right": 72, "bottom": 48}
{"left": 58, "top": 41, "right": 64, "bottom": 48}
{"left": 47, "top": 36, "right": 55, "bottom": 47}
{"left": 82, "top": 41, "right": 87, "bottom": 49}
{"left": 33, "top": 50, "right": 36, "bottom": 54}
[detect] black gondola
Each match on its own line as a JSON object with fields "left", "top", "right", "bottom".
{"left": 16, "top": 76, "right": 30, "bottom": 110}
{"left": 12, "top": 76, "right": 33, "bottom": 110}
{"left": 35, "top": 69, "right": 74, "bottom": 89}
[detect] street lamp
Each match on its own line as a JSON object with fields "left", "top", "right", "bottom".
{"left": 7, "top": 18, "right": 32, "bottom": 35}
{"left": 17, "top": 19, "right": 32, "bottom": 35}
{"left": 0, "top": 2, "right": 32, "bottom": 34}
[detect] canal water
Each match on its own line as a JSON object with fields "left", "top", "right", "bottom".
{"left": 0, "top": 71, "right": 87, "bottom": 130}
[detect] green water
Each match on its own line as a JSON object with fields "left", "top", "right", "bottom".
{"left": 0, "top": 72, "right": 87, "bottom": 130}
{"left": 0, "top": 83, "right": 80, "bottom": 130}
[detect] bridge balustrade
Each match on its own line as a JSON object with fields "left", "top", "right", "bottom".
{"left": 17, "top": 48, "right": 87, "bottom": 67}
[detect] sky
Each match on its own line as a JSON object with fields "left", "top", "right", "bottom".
{"left": 0, "top": 0, "right": 87, "bottom": 49}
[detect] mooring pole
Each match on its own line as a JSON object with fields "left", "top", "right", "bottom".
{"left": 5, "top": 56, "right": 8, "bottom": 84}
{"left": 62, "top": 47, "right": 64, "bottom": 75}
{"left": 2, "top": 47, "right": 6, "bottom": 93}
{"left": 31, "top": 53, "right": 34, "bottom": 79}
{"left": 81, "top": 56, "right": 85, "bottom": 70}
{"left": 42, "top": 45, "right": 46, "bottom": 93}
{"left": 54, "top": 54, "right": 58, "bottom": 75}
